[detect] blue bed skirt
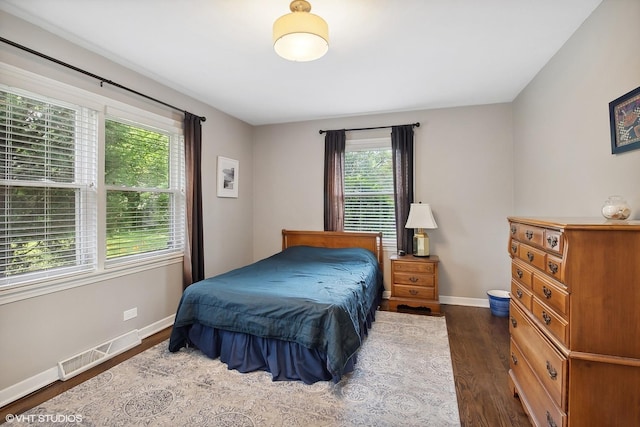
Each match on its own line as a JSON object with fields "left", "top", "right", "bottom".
{"left": 185, "top": 296, "right": 380, "bottom": 384}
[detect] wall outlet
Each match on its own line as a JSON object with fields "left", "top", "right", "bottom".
{"left": 123, "top": 307, "right": 137, "bottom": 321}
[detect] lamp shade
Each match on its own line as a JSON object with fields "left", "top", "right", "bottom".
{"left": 405, "top": 203, "right": 438, "bottom": 229}
{"left": 273, "top": 0, "right": 329, "bottom": 62}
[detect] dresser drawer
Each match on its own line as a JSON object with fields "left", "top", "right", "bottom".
{"left": 392, "top": 284, "right": 435, "bottom": 300}
{"left": 509, "top": 239, "right": 520, "bottom": 257}
{"left": 511, "top": 279, "right": 532, "bottom": 311}
{"left": 518, "top": 243, "right": 547, "bottom": 272}
{"left": 517, "top": 224, "right": 545, "bottom": 248}
{"left": 543, "top": 229, "right": 564, "bottom": 255}
{"left": 512, "top": 259, "right": 533, "bottom": 288}
{"left": 532, "top": 299, "right": 569, "bottom": 346}
{"left": 545, "top": 254, "right": 564, "bottom": 284}
{"left": 509, "top": 338, "right": 567, "bottom": 427}
{"left": 532, "top": 274, "right": 569, "bottom": 318}
{"left": 392, "top": 260, "right": 435, "bottom": 274}
{"left": 510, "top": 302, "right": 568, "bottom": 409}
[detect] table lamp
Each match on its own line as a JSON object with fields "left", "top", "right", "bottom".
{"left": 405, "top": 203, "right": 438, "bottom": 257}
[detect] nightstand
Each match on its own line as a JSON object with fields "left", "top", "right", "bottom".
{"left": 389, "top": 254, "right": 440, "bottom": 314}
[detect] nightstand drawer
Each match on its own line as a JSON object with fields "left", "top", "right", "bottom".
{"left": 392, "top": 260, "right": 435, "bottom": 274}
{"left": 393, "top": 284, "right": 435, "bottom": 300}
{"left": 393, "top": 272, "right": 434, "bottom": 287}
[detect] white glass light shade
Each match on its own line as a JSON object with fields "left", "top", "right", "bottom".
{"left": 273, "top": 2, "right": 329, "bottom": 62}
{"left": 405, "top": 203, "right": 438, "bottom": 229}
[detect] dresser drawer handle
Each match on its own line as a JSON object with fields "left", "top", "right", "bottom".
{"left": 409, "top": 276, "right": 419, "bottom": 283}
{"left": 546, "top": 411, "right": 557, "bottom": 427}
{"left": 546, "top": 361, "right": 557, "bottom": 380}
{"left": 409, "top": 289, "right": 418, "bottom": 295}
{"left": 511, "top": 352, "right": 518, "bottom": 365}
{"left": 526, "top": 251, "right": 534, "bottom": 262}
{"left": 516, "top": 269, "right": 523, "bottom": 279}
{"left": 511, "top": 243, "right": 517, "bottom": 253}
{"left": 542, "top": 311, "right": 552, "bottom": 325}
{"left": 511, "top": 225, "right": 517, "bottom": 235}
{"left": 542, "top": 286, "right": 552, "bottom": 299}
{"left": 516, "top": 289, "right": 523, "bottom": 299}
{"left": 546, "top": 235, "right": 558, "bottom": 248}
{"left": 548, "top": 262, "right": 559, "bottom": 274}
{"left": 510, "top": 316, "right": 517, "bottom": 328}
{"left": 525, "top": 230, "right": 534, "bottom": 240}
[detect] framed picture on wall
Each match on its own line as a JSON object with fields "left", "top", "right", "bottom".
{"left": 609, "top": 86, "right": 640, "bottom": 154}
{"left": 217, "top": 156, "right": 239, "bottom": 198}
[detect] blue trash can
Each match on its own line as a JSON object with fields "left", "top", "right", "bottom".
{"left": 487, "top": 290, "right": 510, "bottom": 317}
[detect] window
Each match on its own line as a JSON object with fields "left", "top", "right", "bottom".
{"left": 0, "top": 90, "right": 97, "bottom": 285}
{"left": 105, "top": 119, "right": 184, "bottom": 262}
{"left": 0, "top": 82, "right": 184, "bottom": 291}
{"left": 344, "top": 138, "right": 396, "bottom": 245}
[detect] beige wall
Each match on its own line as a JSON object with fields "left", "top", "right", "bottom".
{"left": 2, "top": 0, "right": 637, "bottom": 402}
{"left": 253, "top": 104, "right": 515, "bottom": 301}
{"left": 0, "top": 11, "right": 254, "bottom": 391}
{"left": 513, "top": 0, "right": 640, "bottom": 217}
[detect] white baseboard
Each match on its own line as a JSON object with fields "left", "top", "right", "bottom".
{"left": 0, "top": 314, "right": 175, "bottom": 409}
{"left": 439, "top": 295, "right": 490, "bottom": 308}
{"left": 0, "top": 367, "right": 59, "bottom": 409}
{"left": 139, "top": 314, "right": 175, "bottom": 339}
{"left": 381, "top": 292, "right": 489, "bottom": 308}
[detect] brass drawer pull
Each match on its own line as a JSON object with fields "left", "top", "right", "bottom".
{"left": 548, "top": 261, "right": 559, "bottom": 274}
{"left": 510, "top": 316, "right": 517, "bottom": 328}
{"left": 546, "top": 235, "right": 558, "bottom": 248}
{"left": 542, "top": 311, "right": 552, "bottom": 325}
{"left": 409, "top": 289, "right": 418, "bottom": 295}
{"left": 542, "top": 286, "right": 552, "bottom": 299}
{"left": 546, "top": 411, "right": 557, "bottom": 427}
{"left": 409, "top": 276, "right": 419, "bottom": 283}
{"left": 527, "top": 251, "right": 534, "bottom": 262}
{"left": 546, "top": 361, "right": 557, "bottom": 380}
{"left": 516, "top": 289, "right": 523, "bottom": 299}
{"left": 516, "top": 269, "right": 523, "bottom": 279}
{"left": 511, "top": 352, "right": 518, "bottom": 365}
{"left": 511, "top": 243, "right": 517, "bottom": 253}
{"left": 511, "top": 225, "right": 517, "bottom": 235}
{"left": 525, "top": 230, "right": 534, "bottom": 240}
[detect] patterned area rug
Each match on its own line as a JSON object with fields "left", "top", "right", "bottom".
{"left": 18, "top": 311, "right": 460, "bottom": 426}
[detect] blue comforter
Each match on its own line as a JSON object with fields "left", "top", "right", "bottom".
{"left": 168, "top": 245, "right": 382, "bottom": 377}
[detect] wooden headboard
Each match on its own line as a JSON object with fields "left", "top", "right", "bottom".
{"left": 281, "top": 229, "right": 384, "bottom": 273}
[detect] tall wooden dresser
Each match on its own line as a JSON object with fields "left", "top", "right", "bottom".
{"left": 507, "top": 217, "right": 640, "bottom": 427}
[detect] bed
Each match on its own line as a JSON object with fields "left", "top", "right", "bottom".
{"left": 168, "top": 230, "right": 384, "bottom": 384}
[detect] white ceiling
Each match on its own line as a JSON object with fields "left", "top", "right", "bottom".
{"left": 2, "top": 0, "right": 602, "bottom": 125}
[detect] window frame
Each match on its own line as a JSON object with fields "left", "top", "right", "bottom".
{"left": 0, "top": 63, "right": 185, "bottom": 305}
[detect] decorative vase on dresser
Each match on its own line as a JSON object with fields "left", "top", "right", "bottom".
{"left": 389, "top": 254, "right": 440, "bottom": 314}
{"left": 507, "top": 217, "right": 640, "bottom": 427}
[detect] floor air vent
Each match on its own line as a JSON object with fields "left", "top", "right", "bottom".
{"left": 58, "top": 330, "right": 141, "bottom": 380}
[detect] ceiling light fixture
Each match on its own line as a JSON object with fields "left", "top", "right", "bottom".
{"left": 273, "top": 0, "right": 329, "bottom": 62}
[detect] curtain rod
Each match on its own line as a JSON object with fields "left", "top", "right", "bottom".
{"left": 318, "top": 122, "right": 419, "bottom": 135}
{"left": 0, "top": 37, "right": 206, "bottom": 122}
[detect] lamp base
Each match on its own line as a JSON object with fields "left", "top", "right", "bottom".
{"left": 412, "top": 231, "right": 430, "bottom": 257}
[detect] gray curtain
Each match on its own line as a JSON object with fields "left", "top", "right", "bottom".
{"left": 323, "top": 130, "right": 346, "bottom": 231}
{"left": 391, "top": 125, "right": 414, "bottom": 253}
{"left": 183, "top": 112, "right": 205, "bottom": 288}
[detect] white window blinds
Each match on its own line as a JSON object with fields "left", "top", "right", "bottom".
{"left": 104, "top": 118, "right": 184, "bottom": 262}
{"left": 0, "top": 89, "right": 98, "bottom": 285}
{"left": 344, "top": 138, "right": 396, "bottom": 244}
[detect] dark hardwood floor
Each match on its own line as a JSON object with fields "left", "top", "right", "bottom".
{"left": 1, "top": 304, "right": 530, "bottom": 426}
